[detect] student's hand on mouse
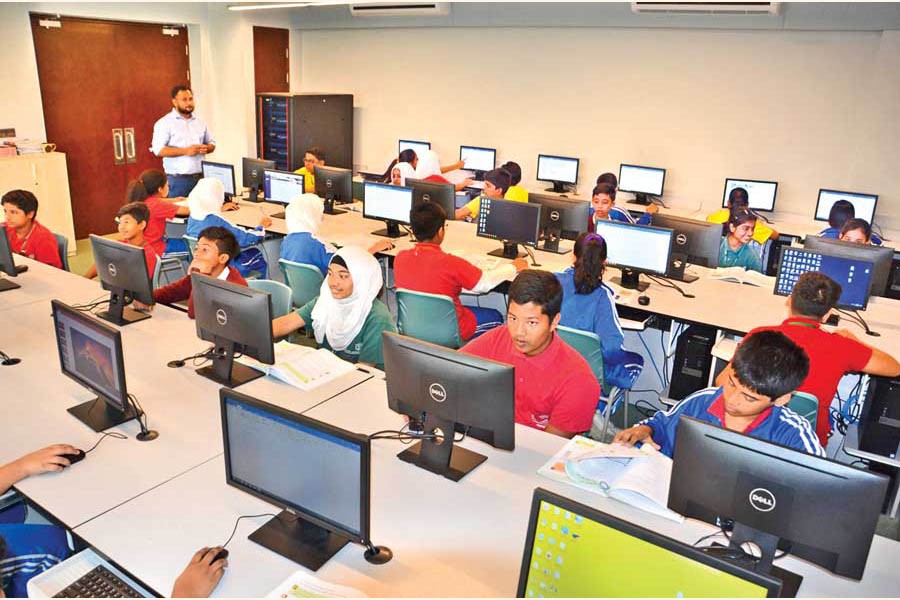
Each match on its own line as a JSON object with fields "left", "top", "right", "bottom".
{"left": 171, "top": 547, "right": 227, "bottom": 598}
{"left": 512, "top": 257, "right": 529, "bottom": 272}
{"left": 612, "top": 425, "right": 659, "bottom": 449}
{"left": 368, "top": 240, "right": 394, "bottom": 254}
{"left": 132, "top": 300, "right": 155, "bottom": 312}
{"left": 12, "top": 444, "right": 79, "bottom": 477}
{"left": 221, "top": 202, "right": 239, "bottom": 212}
{"left": 259, "top": 216, "right": 273, "bottom": 228}
{"left": 646, "top": 204, "right": 660, "bottom": 215}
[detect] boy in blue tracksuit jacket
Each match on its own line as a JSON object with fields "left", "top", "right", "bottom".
{"left": 614, "top": 330, "right": 825, "bottom": 458}
{"left": 588, "top": 182, "right": 658, "bottom": 232}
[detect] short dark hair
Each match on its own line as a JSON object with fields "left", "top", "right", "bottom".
{"left": 840, "top": 218, "right": 872, "bottom": 241}
{"left": 500, "top": 161, "right": 522, "bottom": 186}
{"left": 508, "top": 270, "right": 563, "bottom": 320}
{"left": 306, "top": 146, "right": 326, "bottom": 162}
{"left": 790, "top": 272, "right": 841, "bottom": 319}
{"left": 1, "top": 189, "right": 39, "bottom": 218}
{"left": 732, "top": 330, "right": 809, "bottom": 400}
{"left": 171, "top": 85, "right": 191, "bottom": 98}
{"left": 398, "top": 149, "right": 417, "bottom": 164}
{"left": 596, "top": 172, "right": 618, "bottom": 188}
{"left": 828, "top": 200, "right": 855, "bottom": 229}
{"left": 410, "top": 201, "right": 446, "bottom": 241}
{"left": 484, "top": 168, "right": 511, "bottom": 194}
{"left": 117, "top": 201, "right": 150, "bottom": 224}
{"left": 728, "top": 187, "right": 750, "bottom": 207}
{"left": 592, "top": 182, "right": 616, "bottom": 201}
{"left": 198, "top": 226, "right": 240, "bottom": 261}
{"left": 573, "top": 232, "right": 607, "bottom": 294}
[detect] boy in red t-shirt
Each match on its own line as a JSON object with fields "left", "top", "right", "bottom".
{"left": 84, "top": 202, "right": 158, "bottom": 281}
{"left": 1, "top": 190, "right": 62, "bottom": 269}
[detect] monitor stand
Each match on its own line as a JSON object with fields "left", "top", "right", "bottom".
{"left": 667, "top": 252, "right": 699, "bottom": 284}
{"left": 196, "top": 337, "right": 265, "bottom": 388}
{"left": 248, "top": 509, "right": 350, "bottom": 572}
{"left": 245, "top": 186, "right": 263, "bottom": 203}
{"left": 706, "top": 523, "right": 803, "bottom": 598}
{"left": 0, "top": 277, "right": 21, "bottom": 292}
{"left": 397, "top": 413, "right": 487, "bottom": 482}
{"left": 488, "top": 241, "right": 525, "bottom": 259}
{"left": 371, "top": 221, "right": 407, "bottom": 239}
{"left": 610, "top": 267, "right": 649, "bottom": 292}
{"left": 323, "top": 198, "right": 346, "bottom": 216}
{"left": 96, "top": 289, "right": 152, "bottom": 326}
{"left": 68, "top": 397, "right": 140, "bottom": 432}
{"left": 545, "top": 181, "right": 571, "bottom": 194}
{"left": 627, "top": 193, "right": 652, "bottom": 206}
{"left": 539, "top": 227, "right": 571, "bottom": 255}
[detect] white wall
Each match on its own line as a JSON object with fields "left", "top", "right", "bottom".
{"left": 297, "top": 26, "right": 900, "bottom": 231}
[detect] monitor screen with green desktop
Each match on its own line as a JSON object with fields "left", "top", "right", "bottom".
{"left": 517, "top": 488, "right": 780, "bottom": 598}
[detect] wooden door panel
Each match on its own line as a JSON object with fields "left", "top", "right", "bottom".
{"left": 254, "top": 26, "right": 289, "bottom": 94}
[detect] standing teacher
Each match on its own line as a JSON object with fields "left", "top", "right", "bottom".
{"left": 151, "top": 85, "right": 216, "bottom": 198}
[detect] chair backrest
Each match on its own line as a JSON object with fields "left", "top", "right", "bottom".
{"left": 164, "top": 219, "right": 187, "bottom": 241}
{"left": 786, "top": 390, "right": 819, "bottom": 430}
{"left": 396, "top": 288, "right": 462, "bottom": 349}
{"left": 53, "top": 232, "right": 69, "bottom": 271}
{"left": 183, "top": 235, "right": 198, "bottom": 261}
{"left": 278, "top": 259, "right": 324, "bottom": 309}
{"left": 248, "top": 279, "right": 293, "bottom": 318}
{"left": 150, "top": 255, "right": 163, "bottom": 289}
{"left": 555, "top": 325, "right": 606, "bottom": 390}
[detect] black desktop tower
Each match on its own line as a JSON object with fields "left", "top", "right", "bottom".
{"left": 859, "top": 375, "right": 900, "bottom": 460}
{"left": 256, "top": 93, "right": 354, "bottom": 172}
{"left": 668, "top": 325, "right": 717, "bottom": 401}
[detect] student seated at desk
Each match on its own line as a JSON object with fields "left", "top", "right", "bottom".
{"left": 718, "top": 209, "right": 763, "bottom": 273}
{"left": 596, "top": 171, "right": 617, "bottom": 189}
{"left": 1, "top": 190, "right": 62, "bottom": 270}
{"left": 454, "top": 168, "right": 517, "bottom": 221}
{"left": 380, "top": 149, "right": 418, "bottom": 183}
{"left": 389, "top": 162, "right": 416, "bottom": 186}
{"left": 187, "top": 178, "right": 270, "bottom": 278}
{"left": 588, "top": 183, "right": 657, "bottom": 231}
{"left": 281, "top": 194, "right": 393, "bottom": 275}
{"left": 818, "top": 200, "right": 883, "bottom": 245}
{"left": 839, "top": 218, "right": 877, "bottom": 245}
{"left": 615, "top": 330, "right": 824, "bottom": 458}
{"left": 716, "top": 272, "right": 900, "bottom": 446}
{"left": 140, "top": 226, "right": 247, "bottom": 318}
{"left": 501, "top": 161, "right": 529, "bottom": 202}
{"left": 555, "top": 233, "right": 644, "bottom": 391}
{"left": 84, "top": 202, "right": 158, "bottom": 280}
{"left": 415, "top": 149, "right": 472, "bottom": 191}
{"left": 125, "top": 169, "right": 196, "bottom": 256}
{"left": 706, "top": 186, "right": 778, "bottom": 244}
{"left": 272, "top": 247, "right": 396, "bottom": 370}
{"left": 394, "top": 202, "right": 527, "bottom": 341}
{"left": 460, "top": 270, "right": 601, "bottom": 439}
{"left": 293, "top": 146, "right": 326, "bottom": 194}
{"left": 0, "top": 445, "right": 79, "bottom": 598}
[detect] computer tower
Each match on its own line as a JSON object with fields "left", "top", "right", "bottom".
{"left": 668, "top": 325, "right": 717, "bottom": 401}
{"left": 859, "top": 375, "right": 900, "bottom": 460}
{"left": 256, "top": 93, "right": 354, "bottom": 172}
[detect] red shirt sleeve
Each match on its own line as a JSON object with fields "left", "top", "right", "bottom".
{"left": 449, "top": 255, "right": 483, "bottom": 290}
{"left": 153, "top": 275, "right": 192, "bottom": 305}
{"left": 424, "top": 174, "right": 451, "bottom": 185}
{"left": 151, "top": 199, "right": 179, "bottom": 219}
{"left": 547, "top": 370, "right": 601, "bottom": 433}
{"left": 32, "top": 227, "right": 63, "bottom": 269}
{"left": 836, "top": 334, "right": 874, "bottom": 373}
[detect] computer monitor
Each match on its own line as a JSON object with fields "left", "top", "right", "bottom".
{"left": 263, "top": 169, "right": 305, "bottom": 220}
{"left": 814, "top": 189, "right": 878, "bottom": 224}
{"left": 315, "top": 165, "right": 353, "bottom": 216}
{"left": 242, "top": 157, "right": 276, "bottom": 202}
{"left": 592, "top": 220, "right": 674, "bottom": 292}
{"left": 527, "top": 193, "right": 589, "bottom": 254}
{"left": 398, "top": 139, "right": 431, "bottom": 156}
{"left": 221, "top": 388, "right": 389, "bottom": 570}
{"left": 652, "top": 213, "right": 721, "bottom": 282}
{"left": 382, "top": 332, "right": 515, "bottom": 482}
{"left": 406, "top": 177, "right": 456, "bottom": 219}
{"left": 0, "top": 225, "right": 26, "bottom": 292}
{"left": 51, "top": 299, "right": 141, "bottom": 432}
{"left": 459, "top": 145, "right": 496, "bottom": 180}
{"left": 201, "top": 161, "right": 236, "bottom": 199}
{"left": 669, "top": 417, "right": 889, "bottom": 595}
{"left": 476, "top": 197, "right": 542, "bottom": 260}
{"left": 536, "top": 154, "right": 579, "bottom": 193}
{"left": 89, "top": 235, "right": 154, "bottom": 326}
{"left": 192, "top": 273, "right": 275, "bottom": 388}
{"left": 722, "top": 178, "right": 778, "bottom": 212}
{"left": 517, "top": 488, "right": 782, "bottom": 598}
{"left": 362, "top": 182, "right": 412, "bottom": 238}
{"left": 803, "top": 236, "right": 894, "bottom": 297}
{"left": 776, "top": 246, "right": 874, "bottom": 311}
{"left": 619, "top": 163, "right": 666, "bottom": 206}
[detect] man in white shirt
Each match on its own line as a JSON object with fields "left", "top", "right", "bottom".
{"left": 151, "top": 86, "right": 217, "bottom": 197}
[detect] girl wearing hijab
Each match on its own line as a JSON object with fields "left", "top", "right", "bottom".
{"left": 380, "top": 149, "right": 419, "bottom": 183}
{"left": 414, "top": 149, "right": 471, "bottom": 191}
{"left": 186, "top": 177, "right": 271, "bottom": 278}
{"left": 280, "top": 193, "right": 393, "bottom": 275}
{"left": 272, "top": 246, "right": 397, "bottom": 369}
{"left": 390, "top": 162, "right": 416, "bottom": 187}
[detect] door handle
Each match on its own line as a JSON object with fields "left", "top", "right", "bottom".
{"left": 112, "top": 129, "right": 125, "bottom": 165}
{"left": 124, "top": 128, "right": 136, "bottom": 164}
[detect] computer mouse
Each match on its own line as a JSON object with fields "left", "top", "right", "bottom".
{"left": 60, "top": 450, "right": 86, "bottom": 466}
{"left": 638, "top": 295, "right": 650, "bottom": 306}
{"left": 206, "top": 548, "right": 229, "bottom": 563}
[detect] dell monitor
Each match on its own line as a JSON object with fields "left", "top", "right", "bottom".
{"left": 592, "top": 220, "right": 674, "bottom": 292}
{"left": 382, "top": 332, "right": 515, "bottom": 482}
{"left": 315, "top": 165, "right": 353, "bottom": 216}
{"left": 722, "top": 178, "right": 778, "bottom": 212}
{"left": 459, "top": 145, "right": 496, "bottom": 181}
{"left": 527, "top": 193, "right": 589, "bottom": 254}
{"left": 0, "top": 225, "right": 26, "bottom": 292}
{"left": 669, "top": 417, "right": 889, "bottom": 595}
{"left": 814, "top": 189, "right": 878, "bottom": 224}
{"left": 90, "top": 235, "right": 154, "bottom": 326}
{"left": 201, "top": 161, "right": 236, "bottom": 200}
{"left": 619, "top": 163, "right": 666, "bottom": 206}
{"left": 221, "top": 388, "right": 390, "bottom": 570}
{"left": 192, "top": 273, "right": 275, "bottom": 388}
{"left": 363, "top": 181, "right": 412, "bottom": 238}
{"left": 476, "top": 197, "right": 542, "bottom": 260}
{"left": 52, "top": 299, "right": 141, "bottom": 432}
{"left": 406, "top": 177, "right": 456, "bottom": 219}
{"left": 536, "top": 154, "right": 579, "bottom": 193}
{"left": 776, "top": 246, "right": 874, "bottom": 311}
{"left": 652, "top": 213, "right": 721, "bottom": 283}
{"left": 517, "top": 488, "right": 782, "bottom": 598}
{"left": 803, "top": 236, "right": 893, "bottom": 297}
{"left": 398, "top": 139, "right": 430, "bottom": 156}
{"left": 263, "top": 169, "right": 305, "bottom": 220}
{"left": 242, "top": 157, "right": 276, "bottom": 202}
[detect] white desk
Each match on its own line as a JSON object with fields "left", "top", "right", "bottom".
{"left": 0, "top": 257, "right": 102, "bottom": 312}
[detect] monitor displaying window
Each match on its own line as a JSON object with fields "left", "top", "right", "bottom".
{"left": 814, "top": 189, "right": 878, "bottom": 223}
{"left": 363, "top": 182, "right": 413, "bottom": 225}
{"left": 619, "top": 164, "right": 666, "bottom": 197}
{"left": 459, "top": 146, "right": 496, "bottom": 172}
{"left": 264, "top": 170, "right": 305, "bottom": 205}
{"left": 722, "top": 178, "right": 778, "bottom": 212}
{"left": 775, "top": 246, "right": 874, "bottom": 310}
{"left": 201, "top": 161, "right": 236, "bottom": 196}
{"left": 592, "top": 220, "right": 672, "bottom": 276}
{"left": 398, "top": 140, "right": 431, "bottom": 156}
{"left": 536, "top": 154, "right": 579, "bottom": 185}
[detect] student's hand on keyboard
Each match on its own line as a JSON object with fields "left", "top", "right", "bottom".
{"left": 171, "top": 547, "right": 228, "bottom": 599}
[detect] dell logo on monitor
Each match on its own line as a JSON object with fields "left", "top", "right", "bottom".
{"left": 549, "top": 210, "right": 561, "bottom": 222}
{"left": 215, "top": 308, "right": 228, "bottom": 326}
{"left": 675, "top": 233, "right": 688, "bottom": 246}
{"left": 107, "top": 263, "right": 117, "bottom": 278}
{"left": 428, "top": 383, "right": 446, "bottom": 403}
{"left": 326, "top": 179, "right": 333, "bottom": 189}
{"left": 423, "top": 193, "right": 431, "bottom": 202}
{"left": 749, "top": 488, "right": 776, "bottom": 512}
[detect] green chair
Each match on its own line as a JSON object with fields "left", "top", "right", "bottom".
{"left": 786, "top": 390, "right": 819, "bottom": 430}
{"left": 52, "top": 232, "right": 69, "bottom": 272}
{"left": 183, "top": 235, "right": 198, "bottom": 261}
{"left": 396, "top": 288, "right": 462, "bottom": 349}
{"left": 279, "top": 259, "right": 324, "bottom": 309}
{"left": 248, "top": 279, "right": 293, "bottom": 318}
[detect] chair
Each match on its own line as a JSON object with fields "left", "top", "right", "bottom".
{"left": 278, "top": 259, "right": 324, "bottom": 309}
{"left": 248, "top": 279, "right": 293, "bottom": 318}
{"left": 183, "top": 235, "right": 198, "bottom": 261}
{"left": 158, "top": 220, "right": 189, "bottom": 285}
{"left": 396, "top": 288, "right": 462, "bottom": 349}
{"left": 53, "top": 232, "right": 69, "bottom": 271}
{"left": 786, "top": 390, "right": 819, "bottom": 430}
{"left": 150, "top": 255, "right": 163, "bottom": 289}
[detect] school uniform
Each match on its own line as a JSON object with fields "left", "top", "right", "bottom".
{"left": 280, "top": 232, "right": 334, "bottom": 277}
{"left": 587, "top": 206, "right": 652, "bottom": 232}
{"left": 817, "top": 226, "right": 883, "bottom": 246}
{"left": 142, "top": 195, "right": 179, "bottom": 256}
{"left": 718, "top": 237, "right": 763, "bottom": 272}
{"left": 116, "top": 238, "right": 158, "bottom": 281}
{"left": 296, "top": 297, "right": 396, "bottom": 370}
{"left": 0, "top": 523, "right": 71, "bottom": 598}
{"left": 4, "top": 220, "right": 62, "bottom": 270}
{"left": 186, "top": 214, "right": 268, "bottom": 278}
{"left": 152, "top": 266, "right": 247, "bottom": 318}
{"left": 505, "top": 185, "right": 529, "bottom": 202}
{"left": 293, "top": 166, "right": 316, "bottom": 194}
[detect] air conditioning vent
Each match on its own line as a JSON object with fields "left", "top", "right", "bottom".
{"left": 349, "top": 2, "right": 449, "bottom": 17}
{"left": 632, "top": 2, "right": 780, "bottom": 15}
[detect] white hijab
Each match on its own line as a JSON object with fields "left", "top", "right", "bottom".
{"left": 414, "top": 149, "right": 442, "bottom": 179}
{"left": 187, "top": 178, "right": 224, "bottom": 220}
{"left": 310, "top": 246, "right": 383, "bottom": 352}
{"left": 392, "top": 162, "right": 416, "bottom": 186}
{"left": 285, "top": 193, "right": 337, "bottom": 251}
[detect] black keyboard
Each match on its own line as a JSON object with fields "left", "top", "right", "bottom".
{"left": 53, "top": 565, "right": 143, "bottom": 598}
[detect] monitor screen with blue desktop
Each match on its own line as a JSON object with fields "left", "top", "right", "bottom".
{"left": 201, "top": 161, "right": 236, "bottom": 198}
{"left": 398, "top": 139, "right": 431, "bottom": 156}
{"left": 722, "top": 178, "right": 778, "bottom": 212}
{"left": 592, "top": 220, "right": 673, "bottom": 291}
{"left": 775, "top": 246, "right": 874, "bottom": 310}
{"left": 814, "top": 189, "right": 878, "bottom": 223}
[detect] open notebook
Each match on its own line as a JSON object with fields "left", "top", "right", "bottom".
{"left": 708, "top": 266, "right": 774, "bottom": 288}
{"left": 239, "top": 340, "right": 357, "bottom": 391}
